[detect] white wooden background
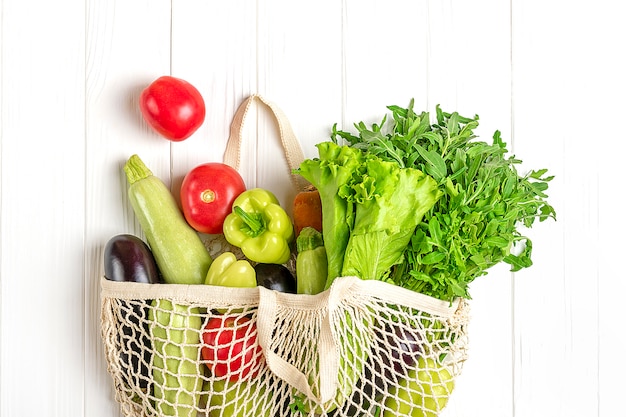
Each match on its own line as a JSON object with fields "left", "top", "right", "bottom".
{"left": 1, "top": 1, "right": 624, "bottom": 416}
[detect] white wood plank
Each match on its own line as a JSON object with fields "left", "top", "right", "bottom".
{"left": 424, "top": 0, "right": 458, "bottom": 111}
{"left": 170, "top": 0, "right": 258, "bottom": 203}
{"left": 0, "top": 1, "right": 86, "bottom": 416}
{"left": 586, "top": 2, "right": 626, "bottom": 416}
{"left": 83, "top": 1, "right": 172, "bottom": 416}
{"left": 254, "top": 0, "right": 344, "bottom": 209}
{"left": 342, "top": 0, "right": 430, "bottom": 123}
{"left": 511, "top": 1, "right": 598, "bottom": 415}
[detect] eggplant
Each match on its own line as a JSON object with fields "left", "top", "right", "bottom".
{"left": 104, "top": 234, "right": 161, "bottom": 283}
{"left": 380, "top": 323, "right": 423, "bottom": 376}
{"left": 254, "top": 263, "right": 297, "bottom": 293}
{"left": 103, "top": 234, "right": 160, "bottom": 392}
{"left": 341, "top": 323, "right": 423, "bottom": 416}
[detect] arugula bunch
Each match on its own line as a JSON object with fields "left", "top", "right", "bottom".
{"left": 332, "top": 99, "right": 556, "bottom": 301}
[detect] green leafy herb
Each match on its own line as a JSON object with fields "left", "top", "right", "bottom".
{"left": 332, "top": 99, "right": 556, "bottom": 301}
{"left": 289, "top": 395, "right": 306, "bottom": 415}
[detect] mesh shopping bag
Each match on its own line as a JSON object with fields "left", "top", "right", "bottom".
{"left": 101, "top": 95, "right": 470, "bottom": 417}
{"left": 101, "top": 275, "right": 468, "bottom": 417}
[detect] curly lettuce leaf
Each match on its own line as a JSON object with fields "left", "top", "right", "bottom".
{"left": 294, "top": 142, "right": 365, "bottom": 287}
{"left": 340, "top": 157, "right": 441, "bottom": 281}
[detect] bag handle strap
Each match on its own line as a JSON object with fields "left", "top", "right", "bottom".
{"left": 255, "top": 278, "right": 365, "bottom": 405}
{"left": 256, "top": 287, "right": 328, "bottom": 402}
{"left": 223, "top": 94, "right": 309, "bottom": 191}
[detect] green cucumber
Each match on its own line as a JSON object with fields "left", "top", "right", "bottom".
{"left": 124, "top": 154, "right": 212, "bottom": 285}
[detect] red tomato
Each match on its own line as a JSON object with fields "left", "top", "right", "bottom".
{"left": 139, "top": 76, "right": 206, "bottom": 141}
{"left": 180, "top": 163, "right": 246, "bottom": 234}
{"left": 201, "top": 315, "right": 263, "bottom": 381}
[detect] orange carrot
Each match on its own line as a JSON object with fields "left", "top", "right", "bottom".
{"left": 293, "top": 188, "right": 323, "bottom": 238}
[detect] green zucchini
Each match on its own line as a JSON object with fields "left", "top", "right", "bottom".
{"left": 124, "top": 154, "right": 211, "bottom": 417}
{"left": 148, "top": 300, "right": 203, "bottom": 417}
{"left": 296, "top": 227, "right": 327, "bottom": 295}
{"left": 124, "top": 154, "right": 212, "bottom": 285}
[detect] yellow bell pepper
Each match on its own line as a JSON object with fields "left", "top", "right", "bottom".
{"left": 204, "top": 252, "right": 256, "bottom": 288}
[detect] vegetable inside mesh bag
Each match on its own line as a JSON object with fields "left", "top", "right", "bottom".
{"left": 100, "top": 272, "right": 469, "bottom": 417}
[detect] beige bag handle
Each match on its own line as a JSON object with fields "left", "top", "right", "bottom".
{"left": 255, "top": 277, "right": 355, "bottom": 404}
{"left": 223, "top": 94, "right": 309, "bottom": 192}
{"left": 253, "top": 276, "right": 462, "bottom": 404}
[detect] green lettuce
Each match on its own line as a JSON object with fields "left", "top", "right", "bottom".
{"left": 295, "top": 142, "right": 365, "bottom": 288}
{"left": 340, "top": 157, "right": 441, "bottom": 281}
{"left": 295, "top": 142, "right": 440, "bottom": 288}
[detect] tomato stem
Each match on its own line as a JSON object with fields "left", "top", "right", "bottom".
{"left": 200, "top": 189, "right": 215, "bottom": 203}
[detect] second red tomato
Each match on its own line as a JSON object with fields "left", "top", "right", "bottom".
{"left": 139, "top": 75, "right": 206, "bottom": 141}
{"left": 201, "top": 315, "right": 263, "bottom": 381}
{"left": 180, "top": 163, "right": 246, "bottom": 234}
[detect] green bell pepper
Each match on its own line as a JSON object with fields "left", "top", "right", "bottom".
{"left": 295, "top": 227, "right": 327, "bottom": 295}
{"left": 204, "top": 252, "right": 256, "bottom": 288}
{"left": 223, "top": 188, "right": 294, "bottom": 264}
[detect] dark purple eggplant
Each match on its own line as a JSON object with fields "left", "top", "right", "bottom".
{"left": 375, "top": 322, "right": 423, "bottom": 381}
{"left": 341, "top": 323, "right": 424, "bottom": 415}
{"left": 254, "top": 263, "right": 297, "bottom": 293}
{"left": 104, "top": 234, "right": 161, "bottom": 283}
{"left": 385, "top": 324, "right": 422, "bottom": 373}
{"left": 103, "top": 234, "right": 159, "bottom": 392}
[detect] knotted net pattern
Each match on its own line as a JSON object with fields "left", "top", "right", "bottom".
{"left": 101, "top": 274, "right": 469, "bottom": 417}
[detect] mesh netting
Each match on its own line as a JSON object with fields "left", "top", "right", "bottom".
{"left": 101, "top": 274, "right": 469, "bottom": 417}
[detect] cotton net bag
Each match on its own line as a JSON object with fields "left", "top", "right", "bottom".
{"left": 100, "top": 95, "right": 470, "bottom": 417}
